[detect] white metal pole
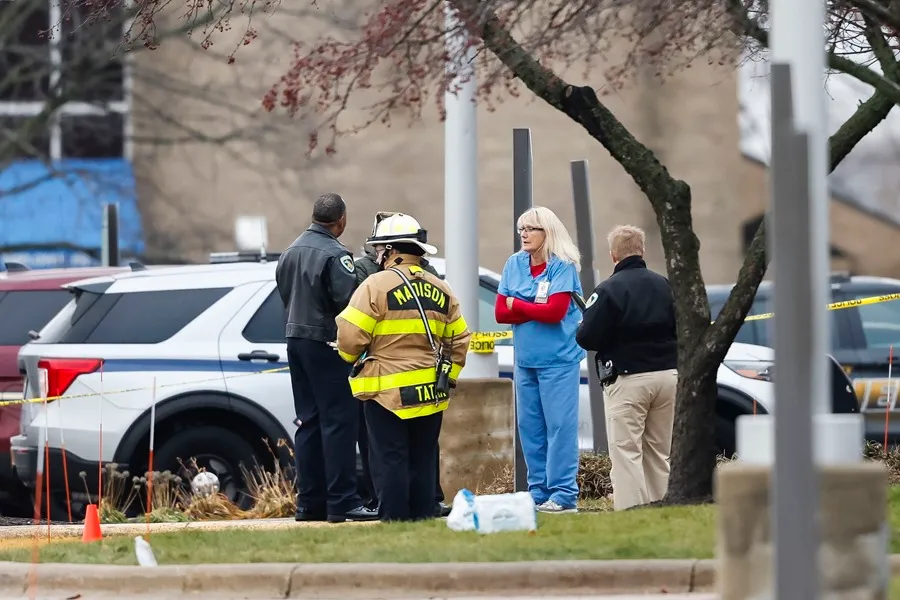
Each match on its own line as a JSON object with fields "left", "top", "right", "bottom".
{"left": 771, "top": 0, "right": 828, "bottom": 416}
{"left": 444, "top": 2, "right": 495, "bottom": 377}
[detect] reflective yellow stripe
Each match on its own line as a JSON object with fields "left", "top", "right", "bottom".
{"left": 449, "top": 363, "right": 463, "bottom": 379}
{"left": 350, "top": 367, "right": 437, "bottom": 395}
{"left": 373, "top": 319, "right": 446, "bottom": 337}
{"left": 445, "top": 316, "right": 468, "bottom": 338}
{"left": 337, "top": 350, "right": 359, "bottom": 363}
{"left": 394, "top": 400, "right": 450, "bottom": 419}
{"left": 338, "top": 306, "right": 377, "bottom": 333}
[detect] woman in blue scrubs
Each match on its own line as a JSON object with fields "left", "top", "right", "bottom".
{"left": 495, "top": 206, "right": 585, "bottom": 514}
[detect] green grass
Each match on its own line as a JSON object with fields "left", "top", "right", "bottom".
{"left": 0, "top": 505, "right": 715, "bottom": 565}
{"left": 3, "top": 486, "right": 900, "bottom": 565}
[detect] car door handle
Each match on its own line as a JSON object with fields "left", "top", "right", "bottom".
{"left": 238, "top": 350, "right": 280, "bottom": 363}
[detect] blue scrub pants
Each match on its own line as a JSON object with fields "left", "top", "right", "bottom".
{"left": 514, "top": 362, "right": 581, "bottom": 508}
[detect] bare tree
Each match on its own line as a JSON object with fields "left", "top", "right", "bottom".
{"left": 68, "top": 0, "right": 900, "bottom": 502}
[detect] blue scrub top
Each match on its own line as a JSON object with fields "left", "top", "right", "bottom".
{"left": 498, "top": 251, "right": 586, "bottom": 369}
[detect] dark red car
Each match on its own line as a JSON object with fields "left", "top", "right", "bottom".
{"left": 0, "top": 263, "right": 136, "bottom": 516}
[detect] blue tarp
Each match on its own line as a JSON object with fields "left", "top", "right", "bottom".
{"left": 0, "top": 159, "right": 145, "bottom": 269}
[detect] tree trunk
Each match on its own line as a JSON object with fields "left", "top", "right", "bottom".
{"left": 665, "top": 360, "right": 719, "bottom": 503}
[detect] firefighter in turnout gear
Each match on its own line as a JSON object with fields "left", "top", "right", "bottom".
{"left": 337, "top": 213, "right": 471, "bottom": 522}
{"left": 353, "top": 212, "right": 450, "bottom": 518}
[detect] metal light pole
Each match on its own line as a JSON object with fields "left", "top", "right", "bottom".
{"left": 768, "top": 3, "right": 828, "bottom": 597}
{"left": 759, "top": 0, "right": 865, "bottom": 597}
{"left": 511, "top": 127, "right": 533, "bottom": 491}
{"left": 443, "top": 2, "right": 496, "bottom": 378}
{"left": 768, "top": 65, "right": 818, "bottom": 600}
{"left": 570, "top": 160, "right": 607, "bottom": 453}
{"left": 771, "top": 0, "right": 829, "bottom": 418}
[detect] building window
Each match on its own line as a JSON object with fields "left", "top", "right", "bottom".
{"left": 0, "top": 0, "right": 132, "bottom": 163}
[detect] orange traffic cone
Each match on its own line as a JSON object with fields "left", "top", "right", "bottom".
{"left": 82, "top": 503, "right": 102, "bottom": 543}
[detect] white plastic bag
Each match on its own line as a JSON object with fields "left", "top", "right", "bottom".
{"left": 134, "top": 535, "right": 158, "bottom": 567}
{"left": 446, "top": 488, "right": 537, "bottom": 534}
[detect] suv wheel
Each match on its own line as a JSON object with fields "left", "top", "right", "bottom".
{"left": 154, "top": 426, "right": 260, "bottom": 510}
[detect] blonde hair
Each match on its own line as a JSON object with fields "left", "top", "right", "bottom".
{"left": 517, "top": 206, "right": 581, "bottom": 270}
{"left": 607, "top": 225, "right": 645, "bottom": 260}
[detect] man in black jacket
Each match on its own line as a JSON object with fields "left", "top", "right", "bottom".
{"left": 275, "top": 193, "right": 378, "bottom": 523}
{"left": 575, "top": 224, "right": 678, "bottom": 511}
{"left": 352, "top": 212, "right": 451, "bottom": 518}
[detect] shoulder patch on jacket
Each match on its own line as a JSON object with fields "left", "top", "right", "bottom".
{"left": 585, "top": 292, "right": 598, "bottom": 308}
{"left": 340, "top": 255, "right": 356, "bottom": 273}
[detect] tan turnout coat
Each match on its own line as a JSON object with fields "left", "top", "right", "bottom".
{"left": 335, "top": 254, "right": 471, "bottom": 419}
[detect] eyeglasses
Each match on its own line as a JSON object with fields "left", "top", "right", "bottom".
{"left": 517, "top": 226, "right": 544, "bottom": 234}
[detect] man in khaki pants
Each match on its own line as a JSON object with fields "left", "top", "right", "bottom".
{"left": 575, "top": 225, "right": 678, "bottom": 510}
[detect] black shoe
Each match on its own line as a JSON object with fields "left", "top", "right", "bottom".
{"left": 435, "top": 502, "right": 452, "bottom": 518}
{"left": 295, "top": 507, "right": 327, "bottom": 522}
{"left": 327, "top": 505, "right": 379, "bottom": 523}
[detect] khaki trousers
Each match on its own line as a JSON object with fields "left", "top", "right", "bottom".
{"left": 604, "top": 369, "right": 678, "bottom": 511}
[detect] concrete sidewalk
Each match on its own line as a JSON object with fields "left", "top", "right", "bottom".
{"left": 0, "top": 559, "right": 717, "bottom": 598}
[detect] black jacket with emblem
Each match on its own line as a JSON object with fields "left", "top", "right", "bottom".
{"left": 275, "top": 223, "right": 358, "bottom": 342}
{"left": 575, "top": 255, "right": 678, "bottom": 376}
{"left": 336, "top": 254, "right": 472, "bottom": 419}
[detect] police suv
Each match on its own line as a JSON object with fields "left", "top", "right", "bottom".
{"left": 11, "top": 252, "right": 776, "bottom": 519}
{"left": 708, "top": 272, "right": 900, "bottom": 445}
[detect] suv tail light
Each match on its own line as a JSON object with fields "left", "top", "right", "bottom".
{"left": 37, "top": 358, "right": 103, "bottom": 401}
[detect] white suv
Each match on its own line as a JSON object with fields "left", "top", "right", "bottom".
{"left": 11, "top": 253, "right": 776, "bottom": 518}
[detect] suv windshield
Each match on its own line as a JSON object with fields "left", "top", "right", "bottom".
{"left": 34, "top": 287, "right": 232, "bottom": 345}
{"left": 0, "top": 290, "right": 73, "bottom": 346}
{"left": 849, "top": 293, "right": 900, "bottom": 350}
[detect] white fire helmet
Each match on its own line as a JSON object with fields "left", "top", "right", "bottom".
{"left": 365, "top": 213, "right": 438, "bottom": 256}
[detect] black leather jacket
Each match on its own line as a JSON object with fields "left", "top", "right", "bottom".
{"left": 275, "top": 224, "right": 358, "bottom": 342}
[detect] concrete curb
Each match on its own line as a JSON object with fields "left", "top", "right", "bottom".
{"left": 0, "top": 559, "right": 712, "bottom": 597}
{"left": 0, "top": 555, "right": 895, "bottom": 597}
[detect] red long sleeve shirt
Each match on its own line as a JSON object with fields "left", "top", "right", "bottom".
{"left": 494, "top": 262, "right": 570, "bottom": 325}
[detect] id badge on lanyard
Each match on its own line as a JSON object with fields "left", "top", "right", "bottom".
{"left": 535, "top": 280, "right": 550, "bottom": 304}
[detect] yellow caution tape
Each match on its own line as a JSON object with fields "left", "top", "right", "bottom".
{"left": 741, "top": 292, "right": 900, "bottom": 322}
{"left": 468, "top": 331, "right": 514, "bottom": 354}
{"left": 5, "top": 292, "right": 899, "bottom": 405}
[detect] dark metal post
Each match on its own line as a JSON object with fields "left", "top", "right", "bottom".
{"left": 511, "top": 128, "right": 533, "bottom": 492}
{"left": 768, "top": 62, "right": 819, "bottom": 600}
{"left": 570, "top": 159, "right": 608, "bottom": 453}
{"left": 102, "top": 203, "right": 120, "bottom": 267}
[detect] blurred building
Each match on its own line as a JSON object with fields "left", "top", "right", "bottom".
{"left": 2, "top": 2, "right": 898, "bottom": 281}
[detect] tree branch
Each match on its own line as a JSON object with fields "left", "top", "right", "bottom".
{"left": 848, "top": 0, "right": 900, "bottom": 35}
{"left": 458, "top": 0, "right": 710, "bottom": 349}
{"left": 700, "top": 81, "right": 898, "bottom": 373}
{"left": 468, "top": 5, "right": 685, "bottom": 207}
{"left": 727, "top": 0, "right": 900, "bottom": 105}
